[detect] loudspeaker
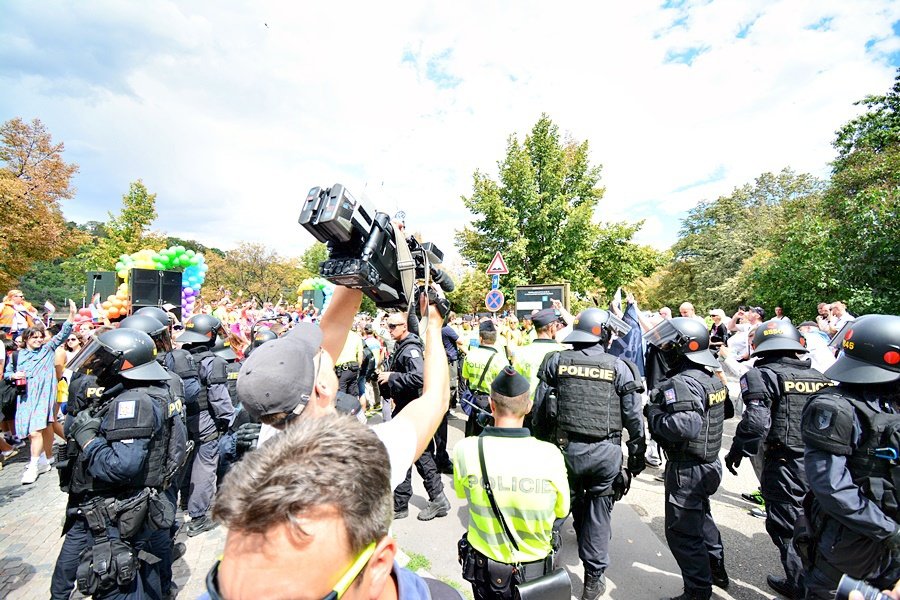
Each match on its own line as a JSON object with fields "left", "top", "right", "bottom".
{"left": 160, "top": 271, "right": 182, "bottom": 308}
{"left": 130, "top": 269, "right": 162, "bottom": 306}
{"left": 85, "top": 271, "right": 117, "bottom": 302}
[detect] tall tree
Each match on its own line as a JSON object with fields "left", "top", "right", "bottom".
{"left": 0, "top": 117, "right": 83, "bottom": 287}
{"left": 447, "top": 269, "right": 492, "bottom": 314}
{"left": 455, "top": 114, "right": 662, "bottom": 299}
{"left": 832, "top": 67, "right": 900, "bottom": 172}
{"left": 203, "top": 242, "right": 306, "bottom": 303}
{"left": 299, "top": 242, "right": 329, "bottom": 279}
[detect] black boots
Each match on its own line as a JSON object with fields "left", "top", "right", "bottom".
{"left": 710, "top": 555, "right": 729, "bottom": 589}
{"left": 581, "top": 570, "right": 606, "bottom": 600}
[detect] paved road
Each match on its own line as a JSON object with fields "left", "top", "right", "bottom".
{"left": 0, "top": 411, "right": 781, "bottom": 599}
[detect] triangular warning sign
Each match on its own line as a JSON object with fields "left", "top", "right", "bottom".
{"left": 485, "top": 252, "right": 509, "bottom": 275}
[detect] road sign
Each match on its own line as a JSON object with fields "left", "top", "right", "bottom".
{"left": 491, "top": 274, "right": 500, "bottom": 289}
{"left": 485, "top": 289, "right": 505, "bottom": 312}
{"left": 485, "top": 252, "right": 509, "bottom": 275}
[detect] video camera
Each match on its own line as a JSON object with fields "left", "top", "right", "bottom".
{"left": 299, "top": 184, "right": 454, "bottom": 313}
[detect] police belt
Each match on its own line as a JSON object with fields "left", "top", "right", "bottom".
{"left": 564, "top": 431, "right": 622, "bottom": 444}
{"left": 662, "top": 448, "right": 716, "bottom": 464}
{"left": 470, "top": 546, "right": 553, "bottom": 582}
{"left": 335, "top": 363, "right": 360, "bottom": 372}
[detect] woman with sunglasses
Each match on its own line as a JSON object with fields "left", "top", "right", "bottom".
{"left": 51, "top": 331, "right": 83, "bottom": 441}
{"left": 3, "top": 299, "right": 77, "bottom": 484}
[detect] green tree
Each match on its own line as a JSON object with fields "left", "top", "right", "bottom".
{"left": 455, "top": 114, "right": 662, "bottom": 300}
{"left": 447, "top": 269, "right": 492, "bottom": 314}
{"left": 203, "top": 242, "right": 306, "bottom": 303}
{"left": 0, "top": 117, "right": 83, "bottom": 287}
{"left": 833, "top": 67, "right": 900, "bottom": 172}
{"left": 299, "top": 242, "right": 329, "bottom": 279}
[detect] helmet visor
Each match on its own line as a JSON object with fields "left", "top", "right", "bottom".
{"left": 643, "top": 320, "right": 681, "bottom": 350}
{"left": 67, "top": 337, "right": 121, "bottom": 378}
{"left": 605, "top": 313, "right": 632, "bottom": 338}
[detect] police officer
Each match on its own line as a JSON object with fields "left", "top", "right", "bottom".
{"left": 176, "top": 314, "right": 234, "bottom": 536}
{"left": 723, "top": 320, "right": 831, "bottom": 599}
{"left": 244, "top": 328, "right": 276, "bottom": 357}
{"left": 454, "top": 367, "right": 571, "bottom": 599}
{"left": 645, "top": 317, "right": 728, "bottom": 600}
{"left": 118, "top": 314, "right": 191, "bottom": 599}
{"left": 512, "top": 307, "right": 566, "bottom": 433}
{"left": 461, "top": 321, "right": 510, "bottom": 437}
{"left": 379, "top": 310, "right": 451, "bottom": 521}
{"left": 535, "top": 308, "right": 645, "bottom": 600}
{"left": 51, "top": 328, "right": 181, "bottom": 600}
{"left": 800, "top": 314, "right": 900, "bottom": 599}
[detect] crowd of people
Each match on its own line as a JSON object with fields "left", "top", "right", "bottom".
{"left": 2, "top": 276, "right": 898, "bottom": 600}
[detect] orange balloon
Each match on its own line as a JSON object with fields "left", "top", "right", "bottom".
{"left": 107, "top": 295, "right": 117, "bottom": 303}
{"left": 108, "top": 307, "right": 120, "bottom": 318}
{"left": 102, "top": 301, "right": 112, "bottom": 310}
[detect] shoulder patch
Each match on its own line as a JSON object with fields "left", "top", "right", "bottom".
{"left": 117, "top": 400, "right": 136, "bottom": 420}
{"left": 664, "top": 388, "right": 677, "bottom": 404}
{"left": 410, "top": 349, "right": 420, "bottom": 359}
{"left": 816, "top": 409, "right": 833, "bottom": 430}
{"left": 740, "top": 378, "right": 748, "bottom": 393}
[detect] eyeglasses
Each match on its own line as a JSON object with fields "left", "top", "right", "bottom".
{"left": 205, "top": 541, "right": 377, "bottom": 600}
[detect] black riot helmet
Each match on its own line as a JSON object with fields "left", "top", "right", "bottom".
{"left": 69, "top": 328, "right": 169, "bottom": 385}
{"left": 644, "top": 317, "right": 719, "bottom": 369}
{"left": 134, "top": 306, "right": 171, "bottom": 328}
{"left": 751, "top": 320, "right": 807, "bottom": 355}
{"left": 564, "top": 308, "right": 632, "bottom": 345}
{"left": 825, "top": 314, "right": 900, "bottom": 384}
{"left": 211, "top": 337, "right": 238, "bottom": 361}
{"left": 244, "top": 328, "right": 277, "bottom": 358}
{"left": 177, "top": 314, "right": 222, "bottom": 346}
{"left": 120, "top": 314, "right": 173, "bottom": 353}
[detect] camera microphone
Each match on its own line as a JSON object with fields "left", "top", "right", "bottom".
{"left": 431, "top": 268, "right": 455, "bottom": 293}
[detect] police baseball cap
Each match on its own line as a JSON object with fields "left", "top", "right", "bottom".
{"left": 237, "top": 323, "right": 322, "bottom": 420}
{"left": 532, "top": 308, "right": 562, "bottom": 328}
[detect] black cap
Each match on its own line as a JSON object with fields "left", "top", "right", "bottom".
{"left": 491, "top": 366, "right": 529, "bottom": 397}
{"left": 532, "top": 308, "right": 561, "bottom": 328}
{"left": 479, "top": 320, "right": 496, "bottom": 333}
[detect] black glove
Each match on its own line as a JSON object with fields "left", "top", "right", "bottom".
{"left": 724, "top": 449, "right": 742, "bottom": 476}
{"left": 69, "top": 410, "right": 101, "bottom": 449}
{"left": 627, "top": 453, "right": 646, "bottom": 477}
{"left": 612, "top": 470, "right": 633, "bottom": 501}
{"left": 235, "top": 422, "right": 262, "bottom": 453}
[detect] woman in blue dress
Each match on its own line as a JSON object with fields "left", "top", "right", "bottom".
{"left": 4, "top": 300, "right": 76, "bottom": 484}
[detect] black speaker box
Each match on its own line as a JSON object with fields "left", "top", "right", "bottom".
{"left": 128, "top": 269, "right": 184, "bottom": 320}
{"left": 85, "top": 271, "right": 117, "bottom": 301}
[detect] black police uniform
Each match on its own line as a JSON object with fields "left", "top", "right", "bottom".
{"left": 801, "top": 384, "right": 900, "bottom": 598}
{"left": 51, "top": 381, "right": 181, "bottom": 600}
{"left": 382, "top": 332, "right": 446, "bottom": 514}
{"left": 647, "top": 367, "right": 727, "bottom": 600}
{"left": 183, "top": 347, "right": 234, "bottom": 522}
{"left": 726, "top": 355, "right": 830, "bottom": 596}
{"left": 536, "top": 346, "right": 645, "bottom": 586}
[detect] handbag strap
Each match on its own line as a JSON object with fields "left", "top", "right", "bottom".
{"left": 477, "top": 435, "right": 520, "bottom": 552}
{"left": 473, "top": 350, "right": 497, "bottom": 394}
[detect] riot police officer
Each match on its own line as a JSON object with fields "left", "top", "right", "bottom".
{"left": 534, "top": 308, "right": 645, "bottom": 600}
{"left": 645, "top": 317, "right": 728, "bottom": 600}
{"left": 51, "top": 328, "right": 182, "bottom": 600}
{"left": 800, "top": 314, "right": 900, "bottom": 599}
{"left": 244, "top": 328, "right": 276, "bottom": 357}
{"left": 724, "top": 320, "right": 831, "bottom": 599}
{"left": 176, "top": 314, "right": 235, "bottom": 536}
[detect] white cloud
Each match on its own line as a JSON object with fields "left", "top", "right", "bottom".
{"left": 1, "top": 0, "right": 897, "bottom": 265}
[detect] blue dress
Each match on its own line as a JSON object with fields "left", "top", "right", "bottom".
{"left": 4, "top": 321, "right": 73, "bottom": 438}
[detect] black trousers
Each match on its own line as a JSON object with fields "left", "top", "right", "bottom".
{"left": 664, "top": 461, "right": 723, "bottom": 596}
{"left": 336, "top": 367, "right": 359, "bottom": 395}
{"left": 761, "top": 446, "right": 807, "bottom": 592}
{"left": 51, "top": 518, "right": 165, "bottom": 600}
{"left": 394, "top": 442, "right": 445, "bottom": 511}
{"left": 432, "top": 409, "right": 452, "bottom": 470}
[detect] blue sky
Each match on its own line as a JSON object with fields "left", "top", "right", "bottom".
{"left": 1, "top": 0, "right": 898, "bottom": 270}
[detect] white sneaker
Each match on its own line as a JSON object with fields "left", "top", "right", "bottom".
{"left": 21, "top": 464, "right": 38, "bottom": 485}
{"left": 37, "top": 462, "right": 52, "bottom": 475}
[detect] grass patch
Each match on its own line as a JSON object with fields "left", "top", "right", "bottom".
{"left": 439, "top": 575, "right": 472, "bottom": 599}
{"left": 405, "top": 551, "right": 432, "bottom": 572}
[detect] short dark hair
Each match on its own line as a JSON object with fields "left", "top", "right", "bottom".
{"left": 480, "top": 331, "right": 497, "bottom": 344}
{"left": 213, "top": 414, "right": 391, "bottom": 555}
{"left": 491, "top": 390, "right": 531, "bottom": 417}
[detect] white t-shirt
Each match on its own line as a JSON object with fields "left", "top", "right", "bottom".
{"left": 256, "top": 415, "right": 417, "bottom": 491}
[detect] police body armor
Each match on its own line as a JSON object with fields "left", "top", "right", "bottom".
{"left": 167, "top": 348, "right": 201, "bottom": 416}
{"left": 661, "top": 369, "right": 727, "bottom": 463}
{"left": 193, "top": 350, "right": 226, "bottom": 413}
{"left": 757, "top": 360, "right": 831, "bottom": 452}
{"left": 69, "top": 385, "right": 173, "bottom": 496}
{"left": 556, "top": 351, "right": 622, "bottom": 439}
{"left": 225, "top": 360, "right": 240, "bottom": 408}
{"left": 819, "top": 390, "right": 900, "bottom": 521}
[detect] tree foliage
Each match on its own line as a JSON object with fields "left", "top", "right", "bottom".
{"left": 447, "top": 269, "right": 492, "bottom": 314}
{"left": 455, "top": 114, "right": 664, "bottom": 301}
{"left": 203, "top": 242, "right": 307, "bottom": 303}
{"left": 0, "top": 117, "right": 84, "bottom": 287}
{"left": 833, "top": 67, "right": 900, "bottom": 172}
